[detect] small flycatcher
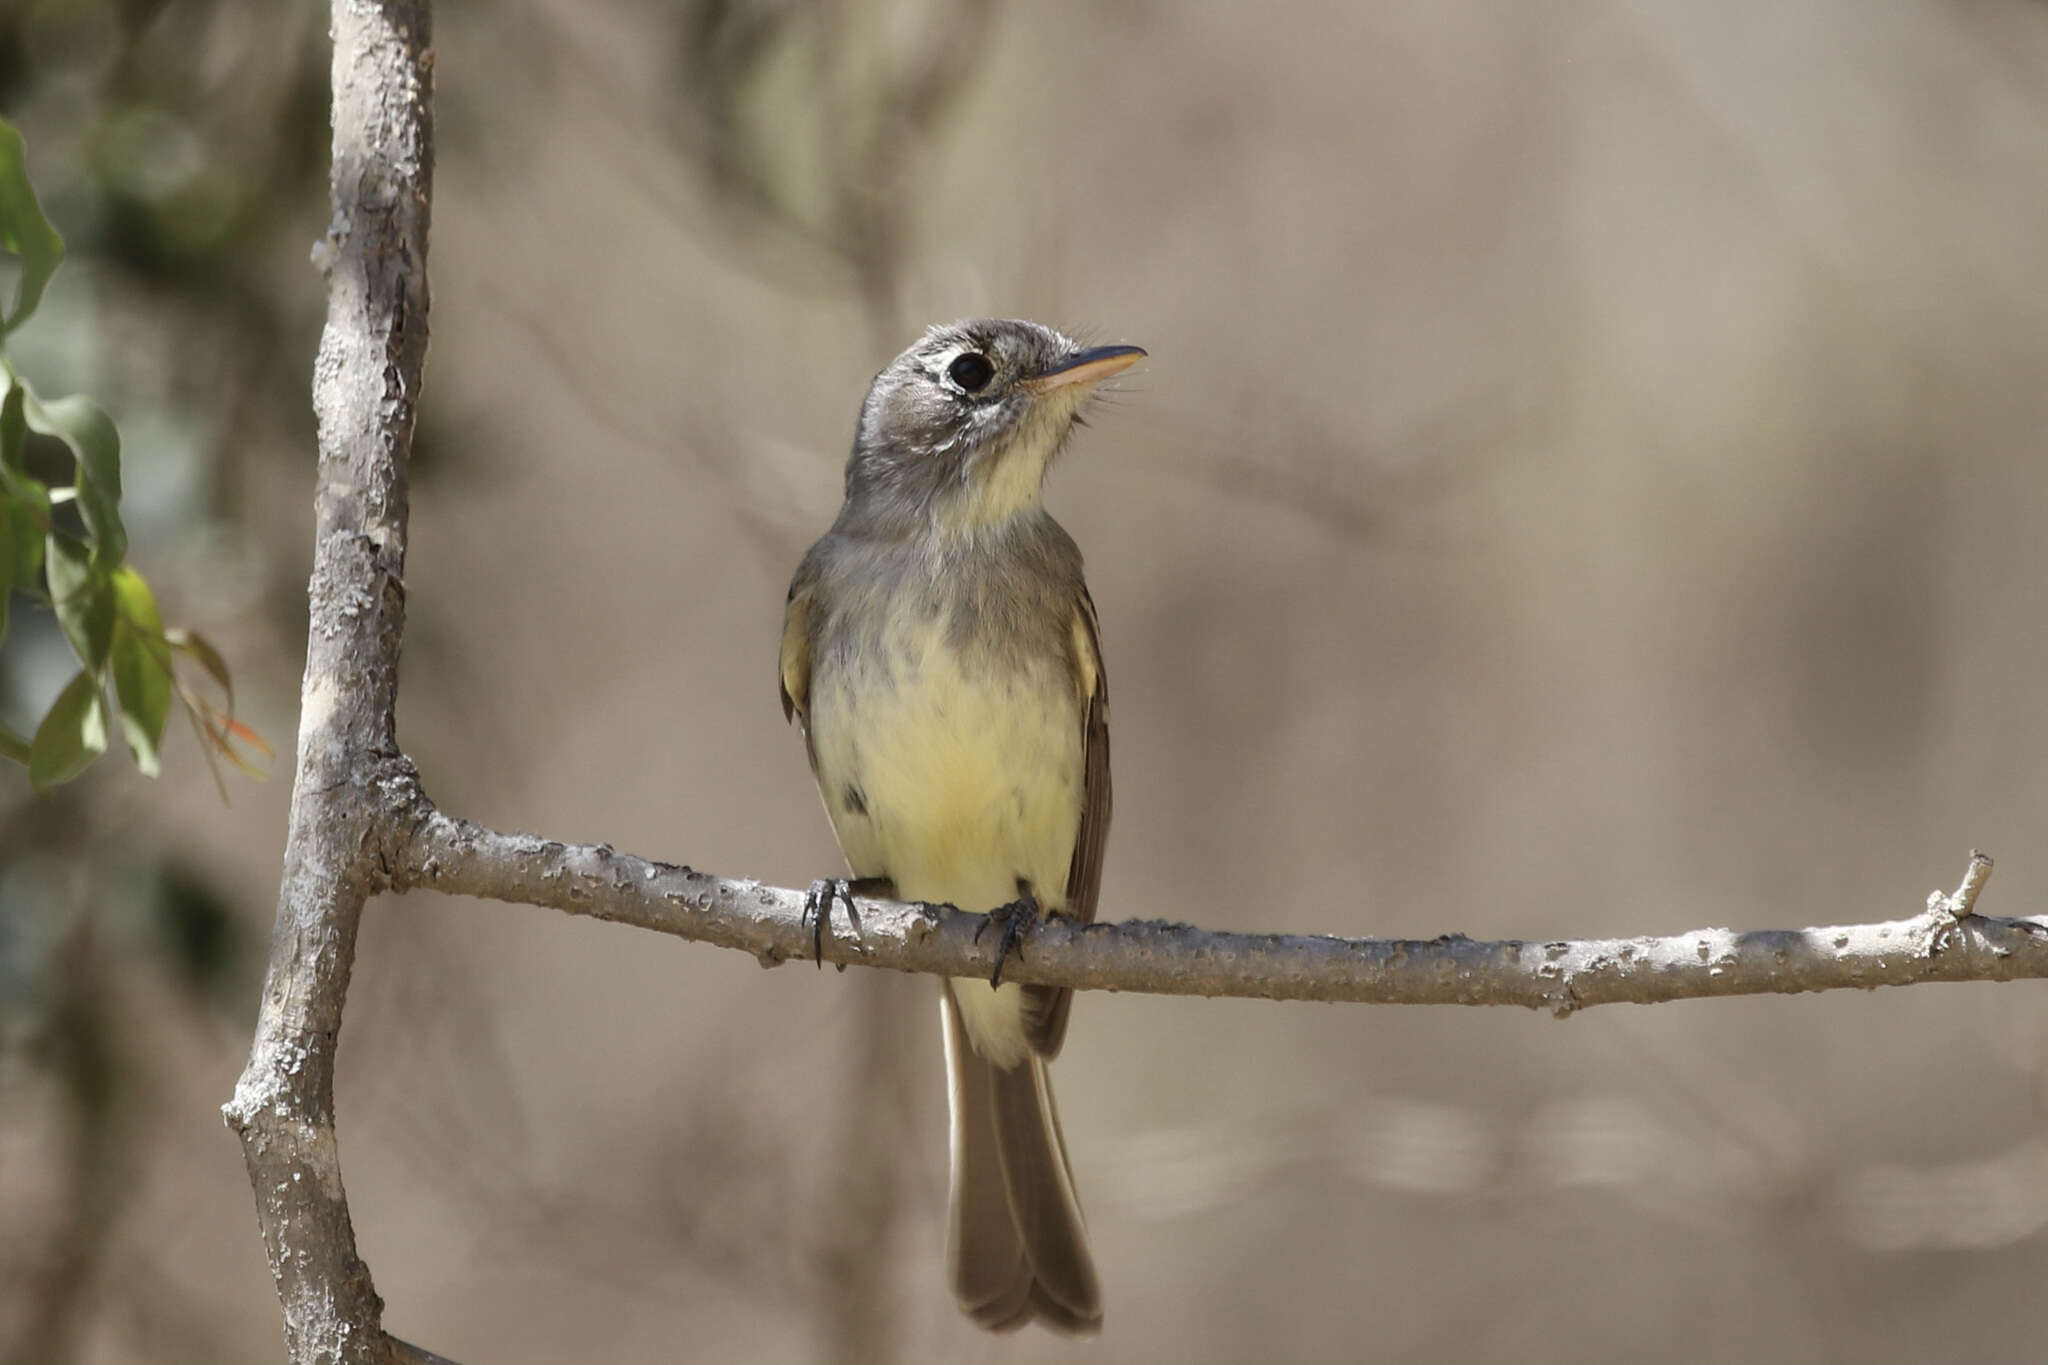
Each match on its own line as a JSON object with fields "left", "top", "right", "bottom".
{"left": 779, "top": 319, "right": 1144, "bottom": 1334}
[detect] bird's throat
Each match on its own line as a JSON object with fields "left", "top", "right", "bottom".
{"left": 934, "top": 401, "right": 1077, "bottom": 538}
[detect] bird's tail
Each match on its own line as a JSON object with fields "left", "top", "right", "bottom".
{"left": 942, "top": 987, "right": 1101, "bottom": 1334}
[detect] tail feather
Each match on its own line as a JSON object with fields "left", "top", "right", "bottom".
{"left": 943, "top": 989, "right": 1101, "bottom": 1335}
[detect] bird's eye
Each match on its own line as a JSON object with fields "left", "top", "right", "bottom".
{"left": 948, "top": 352, "right": 995, "bottom": 393}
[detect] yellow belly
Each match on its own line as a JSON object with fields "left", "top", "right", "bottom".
{"left": 810, "top": 613, "right": 1082, "bottom": 1067}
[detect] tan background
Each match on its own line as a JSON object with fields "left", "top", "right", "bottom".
{"left": 4, "top": 1, "right": 2048, "bottom": 1360}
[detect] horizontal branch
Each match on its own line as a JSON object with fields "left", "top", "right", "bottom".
{"left": 390, "top": 793, "right": 2040, "bottom": 1016}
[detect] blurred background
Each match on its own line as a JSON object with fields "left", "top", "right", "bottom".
{"left": 3, "top": 0, "right": 2047, "bottom": 1360}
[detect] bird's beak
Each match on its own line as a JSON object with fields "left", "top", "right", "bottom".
{"left": 1020, "top": 344, "right": 1147, "bottom": 394}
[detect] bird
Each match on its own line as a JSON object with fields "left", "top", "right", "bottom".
{"left": 778, "top": 318, "right": 1144, "bottom": 1334}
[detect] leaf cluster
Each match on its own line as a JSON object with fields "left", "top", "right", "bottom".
{"left": 0, "top": 119, "right": 267, "bottom": 793}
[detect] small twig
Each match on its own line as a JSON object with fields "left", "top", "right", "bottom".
{"left": 1944, "top": 850, "right": 1995, "bottom": 918}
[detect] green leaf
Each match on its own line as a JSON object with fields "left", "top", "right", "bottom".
{"left": 25, "top": 391, "right": 124, "bottom": 564}
{"left": 109, "top": 567, "right": 170, "bottom": 777}
{"left": 0, "top": 372, "right": 23, "bottom": 475}
{"left": 0, "top": 377, "right": 46, "bottom": 564}
{"left": 45, "top": 532, "right": 113, "bottom": 673}
{"left": 0, "top": 119, "right": 65, "bottom": 338}
{"left": 0, "top": 718, "right": 28, "bottom": 765}
{"left": 29, "top": 669, "right": 107, "bottom": 790}
{"left": 0, "top": 495, "right": 12, "bottom": 647}
{"left": 0, "top": 379, "right": 51, "bottom": 584}
{"left": 5, "top": 497, "right": 40, "bottom": 586}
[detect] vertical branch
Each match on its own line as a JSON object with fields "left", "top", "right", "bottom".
{"left": 221, "top": 3, "right": 433, "bottom": 1363}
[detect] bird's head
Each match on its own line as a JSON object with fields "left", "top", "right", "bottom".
{"left": 840, "top": 319, "right": 1145, "bottom": 539}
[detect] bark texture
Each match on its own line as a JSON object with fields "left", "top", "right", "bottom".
{"left": 221, "top": 3, "right": 433, "bottom": 1362}
{"left": 399, "top": 812, "right": 2035, "bottom": 1014}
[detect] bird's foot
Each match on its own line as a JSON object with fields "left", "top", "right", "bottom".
{"left": 802, "top": 879, "right": 852, "bottom": 969}
{"left": 975, "top": 891, "right": 1042, "bottom": 987}
{"left": 802, "top": 878, "right": 856, "bottom": 969}
{"left": 801, "top": 876, "right": 894, "bottom": 969}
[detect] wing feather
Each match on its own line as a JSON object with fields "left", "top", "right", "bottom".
{"left": 1022, "top": 587, "right": 1110, "bottom": 1059}
{"left": 780, "top": 579, "right": 819, "bottom": 774}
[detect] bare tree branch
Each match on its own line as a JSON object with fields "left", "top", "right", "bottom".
{"left": 387, "top": 799, "right": 2044, "bottom": 1016}
{"left": 220, "top": 2, "right": 432, "bottom": 1362}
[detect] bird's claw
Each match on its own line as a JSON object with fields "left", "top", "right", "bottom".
{"left": 975, "top": 892, "right": 1041, "bottom": 987}
{"left": 803, "top": 878, "right": 862, "bottom": 969}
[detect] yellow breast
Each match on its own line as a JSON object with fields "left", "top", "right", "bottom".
{"left": 809, "top": 608, "right": 1084, "bottom": 920}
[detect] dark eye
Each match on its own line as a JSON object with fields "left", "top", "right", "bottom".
{"left": 948, "top": 352, "right": 995, "bottom": 393}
